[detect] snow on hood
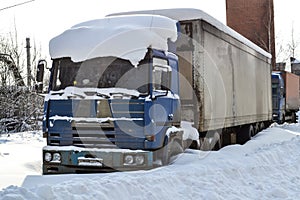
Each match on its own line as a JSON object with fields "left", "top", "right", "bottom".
{"left": 108, "top": 8, "right": 272, "bottom": 59}
{"left": 45, "top": 87, "right": 140, "bottom": 101}
{"left": 49, "top": 14, "right": 178, "bottom": 66}
{"left": 48, "top": 116, "right": 143, "bottom": 127}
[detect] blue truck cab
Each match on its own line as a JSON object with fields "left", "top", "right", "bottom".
{"left": 41, "top": 42, "right": 184, "bottom": 173}
{"left": 37, "top": 14, "right": 186, "bottom": 174}
{"left": 37, "top": 13, "right": 200, "bottom": 174}
{"left": 271, "top": 72, "right": 286, "bottom": 123}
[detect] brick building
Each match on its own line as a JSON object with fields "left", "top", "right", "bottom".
{"left": 226, "top": 0, "right": 276, "bottom": 69}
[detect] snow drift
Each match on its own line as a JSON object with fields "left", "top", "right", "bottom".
{"left": 1, "top": 123, "right": 300, "bottom": 199}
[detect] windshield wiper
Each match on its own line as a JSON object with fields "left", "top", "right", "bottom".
{"left": 109, "top": 92, "right": 139, "bottom": 99}
{"left": 84, "top": 91, "right": 110, "bottom": 99}
{"left": 96, "top": 92, "right": 110, "bottom": 99}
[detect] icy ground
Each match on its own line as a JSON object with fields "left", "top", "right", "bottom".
{"left": 0, "top": 123, "right": 300, "bottom": 200}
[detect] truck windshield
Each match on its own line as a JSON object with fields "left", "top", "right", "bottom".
{"left": 272, "top": 83, "right": 278, "bottom": 95}
{"left": 50, "top": 57, "right": 150, "bottom": 94}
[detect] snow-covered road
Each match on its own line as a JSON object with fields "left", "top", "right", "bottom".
{"left": 0, "top": 123, "right": 300, "bottom": 199}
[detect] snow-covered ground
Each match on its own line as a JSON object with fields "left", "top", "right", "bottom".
{"left": 0, "top": 123, "right": 300, "bottom": 199}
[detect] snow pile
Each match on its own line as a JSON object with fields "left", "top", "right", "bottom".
{"left": 0, "top": 131, "right": 45, "bottom": 190}
{"left": 108, "top": 8, "right": 271, "bottom": 59}
{"left": 49, "top": 15, "right": 178, "bottom": 66}
{"left": 1, "top": 124, "right": 300, "bottom": 199}
{"left": 181, "top": 121, "right": 199, "bottom": 141}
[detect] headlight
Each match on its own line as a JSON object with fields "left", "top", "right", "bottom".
{"left": 135, "top": 155, "right": 145, "bottom": 165}
{"left": 44, "top": 152, "right": 52, "bottom": 162}
{"left": 53, "top": 153, "right": 61, "bottom": 162}
{"left": 124, "top": 155, "right": 134, "bottom": 165}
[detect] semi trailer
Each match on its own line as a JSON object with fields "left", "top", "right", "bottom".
{"left": 37, "top": 8, "right": 272, "bottom": 174}
{"left": 272, "top": 71, "right": 300, "bottom": 123}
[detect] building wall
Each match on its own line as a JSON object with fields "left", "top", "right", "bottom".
{"left": 226, "top": 0, "right": 276, "bottom": 69}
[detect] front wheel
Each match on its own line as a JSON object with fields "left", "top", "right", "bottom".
{"left": 200, "top": 131, "right": 222, "bottom": 151}
{"left": 279, "top": 114, "right": 285, "bottom": 124}
{"left": 160, "top": 139, "right": 184, "bottom": 165}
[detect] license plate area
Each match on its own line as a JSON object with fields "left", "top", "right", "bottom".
{"left": 78, "top": 157, "right": 103, "bottom": 167}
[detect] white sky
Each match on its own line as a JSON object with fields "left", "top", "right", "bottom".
{"left": 0, "top": 0, "right": 300, "bottom": 61}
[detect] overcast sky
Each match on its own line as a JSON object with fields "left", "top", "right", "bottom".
{"left": 0, "top": 0, "right": 300, "bottom": 61}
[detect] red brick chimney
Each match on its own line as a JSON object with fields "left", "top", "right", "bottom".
{"left": 226, "top": 0, "right": 276, "bottom": 69}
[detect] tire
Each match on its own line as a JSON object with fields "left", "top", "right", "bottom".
{"left": 291, "top": 112, "right": 297, "bottom": 123}
{"left": 253, "top": 123, "right": 260, "bottom": 136}
{"left": 168, "top": 140, "right": 184, "bottom": 163}
{"left": 185, "top": 139, "right": 200, "bottom": 150}
{"left": 237, "top": 125, "right": 253, "bottom": 145}
{"left": 200, "top": 131, "right": 221, "bottom": 151}
{"left": 279, "top": 114, "right": 285, "bottom": 124}
{"left": 213, "top": 131, "right": 222, "bottom": 150}
{"left": 160, "top": 139, "right": 183, "bottom": 165}
{"left": 259, "top": 122, "right": 265, "bottom": 132}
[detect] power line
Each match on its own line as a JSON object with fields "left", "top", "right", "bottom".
{"left": 0, "top": 0, "right": 35, "bottom": 12}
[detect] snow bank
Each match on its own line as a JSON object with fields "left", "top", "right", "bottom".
{"left": 108, "top": 8, "right": 272, "bottom": 59}
{"left": 1, "top": 124, "right": 300, "bottom": 199}
{"left": 0, "top": 131, "right": 45, "bottom": 190}
{"left": 49, "top": 15, "right": 178, "bottom": 66}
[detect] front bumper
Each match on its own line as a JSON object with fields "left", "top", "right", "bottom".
{"left": 43, "top": 146, "right": 153, "bottom": 174}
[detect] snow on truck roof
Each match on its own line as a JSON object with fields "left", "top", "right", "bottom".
{"left": 49, "top": 14, "right": 178, "bottom": 65}
{"left": 108, "top": 8, "right": 272, "bottom": 59}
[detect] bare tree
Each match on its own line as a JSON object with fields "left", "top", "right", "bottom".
{"left": 0, "top": 23, "right": 44, "bottom": 87}
{"left": 287, "top": 23, "right": 299, "bottom": 59}
{"left": 0, "top": 53, "right": 25, "bottom": 86}
{"left": 0, "top": 25, "right": 45, "bottom": 133}
{"left": 276, "top": 24, "right": 300, "bottom": 63}
{"left": 275, "top": 33, "right": 289, "bottom": 63}
{"left": 30, "top": 39, "right": 43, "bottom": 82}
{"left": 0, "top": 25, "right": 25, "bottom": 86}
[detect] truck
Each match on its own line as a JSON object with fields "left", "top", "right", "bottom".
{"left": 272, "top": 71, "right": 300, "bottom": 123}
{"left": 36, "top": 8, "right": 272, "bottom": 174}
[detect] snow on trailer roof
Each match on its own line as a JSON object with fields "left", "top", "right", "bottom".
{"left": 291, "top": 58, "right": 300, "bottom": 64}
{"left": 108, "top": 8, "right": 272, "bottom": 59}
{"left": 49, "top": 15, "right": 178, "bottom": 66}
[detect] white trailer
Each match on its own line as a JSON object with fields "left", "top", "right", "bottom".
{"left": 110, "top": 8, "right": 273, "bottom": 148}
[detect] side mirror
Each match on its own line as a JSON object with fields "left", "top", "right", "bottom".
{"left": 35, "top": 60, "right": 47, "bottom": 93}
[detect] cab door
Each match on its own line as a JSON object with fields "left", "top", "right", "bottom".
{"left": 146, "top": 54, "right": 178, "bottom": 148}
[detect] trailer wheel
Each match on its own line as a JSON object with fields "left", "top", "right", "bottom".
{"left": 259, "top": 122, "right": 265, "bottom": 132}
{"left": 291, "top": 112, "right": 297, "bottom": 123}
{"left": 213, "top": 131, "right": 222, "bottom": 150}
{"left": 253, "top": 123, "right": 260, "bottom": 136}
{"left": 185, "top": 139, "right": 200, "bottom": 150}
{"left": 237, "top": 125, "right": 254, "bottom": 145}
